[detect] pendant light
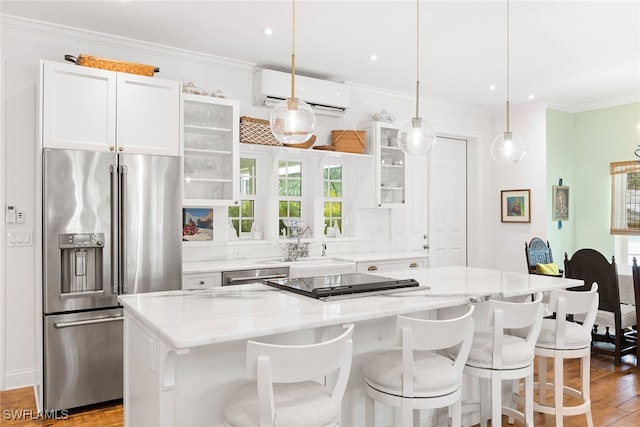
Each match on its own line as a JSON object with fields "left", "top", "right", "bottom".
{"left": 490, "top": 0, "right": 526, "bottom": 164}
{"left": 398, "top": 0, "right": 436, "bottom": 155}
{"left": 270, "top": 0, "right": 316, "bottom": 144}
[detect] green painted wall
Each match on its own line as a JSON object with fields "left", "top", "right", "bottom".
{"left": 546, "top": 109, "right": 575, "bottom": 262}
{"left": 547, "top": 102, "right": 640, "bottom": 260}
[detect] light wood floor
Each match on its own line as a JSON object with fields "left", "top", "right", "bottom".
{"left": 0, "top": 353, "right": 638, "bottom": 426}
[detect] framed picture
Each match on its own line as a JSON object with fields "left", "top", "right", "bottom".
{"left": 501, "top": 189, "right": 530, "bottom": 223}
{"left": 182, "top": 208, "right": 214, "bottom": 241}
{"left": 552, "top": 185, "right": 569, "bottom": 221}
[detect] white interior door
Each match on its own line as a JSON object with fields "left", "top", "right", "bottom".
{"left": 428, "top": 137, "right": 467, "bottom": 267}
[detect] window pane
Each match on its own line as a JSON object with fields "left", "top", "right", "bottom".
{"left": 279, "top": 201, "right": 288, "bottom": 216}
{"left": 240, "top": 219, "right": 253, "bottom": 233}
{"left": 331, "top": 182, "right": 342, "bottom": 197}
{"left": 240, "top": 158, "right": 256, "bottom": 176}
{"left": 333, "top": 202, "right": 342, "bottom": 216}
{"left": 288, "top": 179, "right": 302, "bottom": 197}
{"left": 240, "top": 177, "right": 255, "bottom": 195}
{"left": 278, "top": 179, "right": 286, "bottom": 196}
{"left": 228, "top": 205, "right": 239, "bottom": 217}
{"left": 241, "top": 200, "right": 254, "bottom": 217}
{"left": 290, "top": 201, "right": 301, "bottom": 217}
{"left": 231, "top": 219, "right": 240, "bottom": 235}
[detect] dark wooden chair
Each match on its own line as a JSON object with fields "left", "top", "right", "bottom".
{"left": 564, "top": 249, "right": 637, "bottom": 366}
{"left": 630, "top": 258, "right": 640, "bottom": 366}
{"left": 525, "top": 237, "right": 562, "bottom": 277}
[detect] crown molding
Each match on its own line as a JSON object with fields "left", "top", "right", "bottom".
{"left": 345, "top": 81, "right": 490, "bottom": 116}
{"left": 0, "top": 14, "right": 256, "bottom": 73}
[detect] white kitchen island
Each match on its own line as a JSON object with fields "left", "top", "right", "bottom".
{"left": 118, "top": 266, "right": 582, "bottom": 426}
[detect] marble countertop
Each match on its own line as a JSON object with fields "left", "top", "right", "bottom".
{"left": 182, "top": 251, "right": 428, "bottom": 274}
{"left": 331, "top": 251, "right": 429, "bottom": 263}
{"left": 182, "top": 257, "right": 356, "bottom": 275}
{"left": 119, "top": 266, "right": 581, "bottom": 350}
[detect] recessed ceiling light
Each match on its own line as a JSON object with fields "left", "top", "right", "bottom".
{"left": 528, "top": 94, "right": 535, "bottom": 100}
{"left": 264, "top": 28, "right": 273, "bottom": 36}
{"left": 369, "top": 54, "right": 378, "bottom": 61}
{"left": 489, "top": 85, "right": 496, "bottom": 91}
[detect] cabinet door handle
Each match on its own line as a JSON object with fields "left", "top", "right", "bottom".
{"left": 367, "top": 265, "right": 378, "bottom": 271}
{"left": 199, "top": 280, "right": 205, "bottom": 285}
{"left": 409, "top": 262, "right": 419, "bottom": 268}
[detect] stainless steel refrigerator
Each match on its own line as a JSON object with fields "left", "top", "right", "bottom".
{"left": 42, "top": 148, "right": 181, "bottom": 411}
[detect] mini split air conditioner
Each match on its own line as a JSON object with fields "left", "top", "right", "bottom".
{"left": 252, "top": 69, "right": 350, "bottom": 117}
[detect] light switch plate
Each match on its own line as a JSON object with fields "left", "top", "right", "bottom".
{"left": 7, "top": 230, "right": 32, "bottom": 247}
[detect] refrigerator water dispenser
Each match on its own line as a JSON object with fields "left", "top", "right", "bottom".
{"left": 58, "top": 233, "right": 104, "bottom": 294}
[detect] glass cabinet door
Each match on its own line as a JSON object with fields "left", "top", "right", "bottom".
{"left": 378, "top": 124, "right": 406, "bottom": 206}
{"left": 182, "top": 93, "right": 239, "bottom": 206}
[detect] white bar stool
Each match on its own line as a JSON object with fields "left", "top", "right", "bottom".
{"left": 223, "top": 324, "right": 354, "bottom": 427}
{"left": 532, "top": 283, "right": 599, "bottom": 427}
{"left": 452, "top": 293, "right": 543, "bottom": 427}
{"left": 363, "top": 305, "right": 475, "bottom": 427}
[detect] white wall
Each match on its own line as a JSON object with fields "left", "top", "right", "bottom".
{"left": 1, "top": 15, "right": 524, "bottom": 390}
{"left": 486, "top": 101, "right": 549, "bottom": 272}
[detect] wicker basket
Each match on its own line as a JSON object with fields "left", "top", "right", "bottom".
{"left": 331, "top": 130, "right": 366, "bottom": 154}
{"left": 240, "top": 116, "right": 283, "bottom": 146}
{"left": 65, "top": 54, "right": 159, "bottom": 77}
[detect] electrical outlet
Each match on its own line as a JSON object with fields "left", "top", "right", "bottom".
{"left": 233, "top": 249, "right": 246, "bottom": 258}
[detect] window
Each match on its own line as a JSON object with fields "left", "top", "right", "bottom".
{"left": 611, "top": 160, "right": 640, "bottom": 268}
{"left": 228, "top": 158, "right": 256, "bottom": 237}
{"left": 610, "top": 160, "right": 640, "bottom": 235}
{"left": 278, "top": 160, "right": 302, "bottom": 236}
{"left": 323, "top": 164, "right": 343, "bottom": 235}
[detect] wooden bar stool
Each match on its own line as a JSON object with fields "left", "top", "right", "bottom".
{"left": 363, "top": 305, "right": 475, "bottom": 427}
{"left": 223, "top": 324, "right": 354, "bottom": 427}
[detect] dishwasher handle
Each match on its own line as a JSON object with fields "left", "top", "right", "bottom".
{"left": 53, "top": 316, "right": 123, "bottom": 329}
{"left": 225, "top": 273, "right": 287, "bottom": 285}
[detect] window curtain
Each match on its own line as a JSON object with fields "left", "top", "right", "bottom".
{"left": 610, "top": 160, "right": 640, "bottom": 235}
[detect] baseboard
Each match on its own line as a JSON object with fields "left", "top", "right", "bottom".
{"left": 3, "top": 368, "right": 34, "bottom": 391}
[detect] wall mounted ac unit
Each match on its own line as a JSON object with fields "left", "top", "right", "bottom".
{"left": 252, "top": 69, "right": 350, "bottom": 117}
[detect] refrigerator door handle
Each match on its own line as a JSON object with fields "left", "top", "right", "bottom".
{"left": 119, "top": 165, "right": 128, "bottom": 294}
{"left": 110, "top": 164, "right": 118, "bottom": 295}
{"left": 53, "top": 316, "right": 124, "bottom": 329}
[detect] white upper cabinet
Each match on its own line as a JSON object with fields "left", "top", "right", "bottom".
{"left": 41, "top": 60, "right": 179, "bottom": 155}
{"left": 42, "top": 60, "right": 116, "bottom": 152}
{"left": 360, "top": 121, "right": 407, "bottom": 207}
{"left": 182, "top": 93, "right": 239, "bottom": 206}
{"left": 116, "top": 73, "right": 179, "bottom": 155}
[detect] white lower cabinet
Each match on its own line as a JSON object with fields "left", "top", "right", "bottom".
{"left": 356, "top": 258, "right": 425, "bottom": 273}
{"left": 182, "top": 272, "right": 222, "bottom": 289}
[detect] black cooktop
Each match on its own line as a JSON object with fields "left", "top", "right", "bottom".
{"left": 265, "top": 273, "right": 420, "bottom": 300}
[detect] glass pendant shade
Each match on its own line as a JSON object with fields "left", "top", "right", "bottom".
{"left": 270, "top": 97, "right": 315, "bottom": 144}
{"left": 398, "top": 117, "right": 436, "bottom": 155}
{"left": 490, "top": 131, "right": 526, "bottom": 163}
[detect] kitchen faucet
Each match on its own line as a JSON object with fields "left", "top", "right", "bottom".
{"left": 286, "top": 226, "right": 311, "bottom": 261}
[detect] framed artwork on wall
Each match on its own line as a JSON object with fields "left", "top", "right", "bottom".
{"left": 501, "top": 189, "right": 530, "bottom": 223}
{"left": 552, "top": 185, "right": 569, "bottom": 221}
{"left": 182, "top": 208, "right": 214, "bottom": 241}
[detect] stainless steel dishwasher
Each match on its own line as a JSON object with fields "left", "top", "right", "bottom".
{"left": 222, "top": 267, "right": 289, "bottom": 286}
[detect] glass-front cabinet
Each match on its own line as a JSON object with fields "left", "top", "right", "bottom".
{"left": 361, "top": 121, "right": 406, "bottom": 207}
{"left": 181, "top": 93, "right": 239, "bottom": 205}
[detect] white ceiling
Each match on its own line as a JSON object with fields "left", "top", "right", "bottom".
{"left": 2, "top": 0, "right": 639, "bottom": 111}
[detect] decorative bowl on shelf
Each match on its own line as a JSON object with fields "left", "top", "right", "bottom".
{"left": 372, "top": 109, "right": 395, "bottom": 123}
{"left": 283, "top": 135, "right": 316, "bottom": 149}
{"left": 182, "top": 81, "right": 205, "bottom": 95}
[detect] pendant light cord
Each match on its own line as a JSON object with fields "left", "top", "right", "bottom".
{"left": 506, "top": 0, "right": 510, "bottom": 133}
{"left": 291, "top": 0, "right": 296, "bottom": 99}
{"left": 415, "top": 0, "right": 420, "bottom": 119}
